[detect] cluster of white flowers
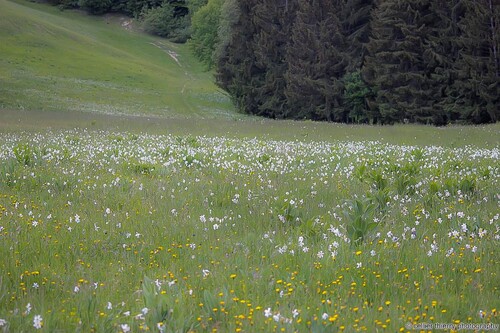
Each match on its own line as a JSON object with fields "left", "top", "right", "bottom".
{"left": 264, "top": 307, "right": 296, "bottom": 324}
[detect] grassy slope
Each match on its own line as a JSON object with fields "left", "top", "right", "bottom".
{"left": 0, "top": 0, "right": 498, "bottom": 148}
{"left": 0, "top": 0, "right": 234, "bottom": 118}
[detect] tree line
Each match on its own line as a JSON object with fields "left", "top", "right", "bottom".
{"left": 215, "top": 0, "right": 499, "bottom": 125}
{"left": 40, "top": 0, "right": 499, "bottom": 125}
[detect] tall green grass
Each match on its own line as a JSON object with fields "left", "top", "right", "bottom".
{"left": 0, "top": 130, "right": 498, "bottom": 332}
{"left": 1, "top": 108, "right": 499, "bottom": 148}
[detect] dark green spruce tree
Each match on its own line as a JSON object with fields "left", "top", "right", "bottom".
{"left": 342, "top": 0, "right": 375, "bottom": 72}
{"left": 340, "top": 0, "right": 375, "bottom": 123}
{"left": 363, "top": 0, "right": 447, "bottom": 124}
{"left": 424, "top": 0, "right": 465, "bottom": 124}
{"left": 450, "top": 0, "right": 499, "bottom": 123}
{"left": 215, "top": 0, "right": 263, "bottom": 114}
{"left": 250, "top": 1, "right": 298, "bottom": 118}
{"left": 285, "top": 0, "right": 347, "bottom": 121}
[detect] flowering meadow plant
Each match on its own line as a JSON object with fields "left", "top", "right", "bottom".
{"left": 0, "top": 130, "right": 498, "bottom": 331}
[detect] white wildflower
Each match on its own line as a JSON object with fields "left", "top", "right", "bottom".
{"left": 33, "top": 315, "right": 43, "bottom": 329}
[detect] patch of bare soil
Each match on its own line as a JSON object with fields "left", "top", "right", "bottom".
{"left": 102, "top": 14, "right": 138, "bottom": 32}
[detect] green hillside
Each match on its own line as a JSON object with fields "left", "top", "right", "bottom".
{"left": 0, "top": 0, "right": 235, "bottom": 118}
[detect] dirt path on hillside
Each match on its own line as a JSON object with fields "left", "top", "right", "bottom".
{"left": 150, "top": 41, "right": 195, "bottom": 95}
{"left": 150, "top": 41, "right": 182, "bottom": 67}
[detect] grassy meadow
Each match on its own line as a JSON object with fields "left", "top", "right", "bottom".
{"left": 0, "top": 0, "right": 233, "bottom": 118}
{"left": 0, "top": 0, "right": 499, "bottom": 332}
{"left": 0, "top": 128, "right": 499, "bottom": 332}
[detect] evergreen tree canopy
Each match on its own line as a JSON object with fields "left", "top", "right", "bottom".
{"left": 450, "top": 0, "right": 500, "bottom": 123}
{"left": 251, "top": 1, "right": 297, "bottom": 118}
{"left": 341, "top": 0, "right": 374, "bottom": 72}
{"left": 215, "top": 0, "right": 498, "bottom": 125}
{"left": 363, "top": 0, "right": 440, "bottom": 124}
{"left": 285, "top": 0, "right": 347, "bottom": 121}
{"left": 215, "top": 0, "right": 263, "bottom": 112}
